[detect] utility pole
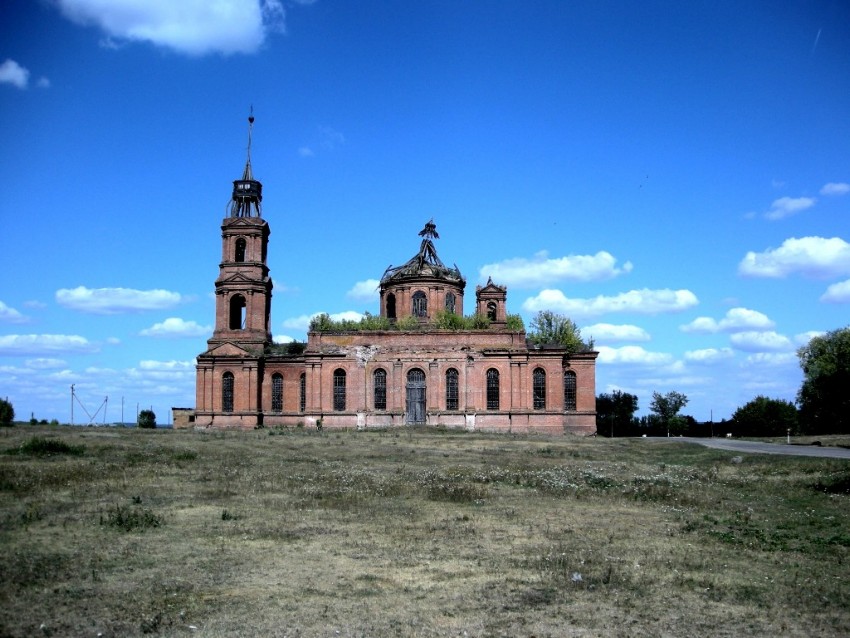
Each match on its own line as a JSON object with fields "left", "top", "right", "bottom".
{"left": 70, "top": 385, "right": 74, "bottom": 426}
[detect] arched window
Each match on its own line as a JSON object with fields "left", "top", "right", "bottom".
{"left": 271, "top": 373, "right": 283, "bottom": 412}
{"left": 564, "top": 370, "right": 577, "bottom": 412}
{"left": 235, "top": 237, "right": 247, "bottom": 263}
{"left": 229, "top": 294, "right": 246, "bottom": 330}
{"left": 446, "top": 368, "right": 459, "bottom": 410}
{"left": 373, "top": 368, "right": 387, "bottom": 410}
{"left": 299, "top": 373, "right": 306, "bottom": 413}
{"left": 533, "top": 368, "right": 546, "bottom": 410}
{"left": 445, "top": 292, "right": 456, "bottom": 314}
{"left": 486, "top": 368, "right": 500, "bottom": 410}
{"left": 386, "top": 293, "right": 396, "bottom": 319}
{"left": 412, "top": 291, "right": 427, "bottom": 318}
{"left": 487, "top": 301, "right": 497, "bottom": 321}
{"left": 222, "top": 372, "right": 234, "bottom": 413}
{"left": 333, "top": 369, "right": 346, "bottom": 412}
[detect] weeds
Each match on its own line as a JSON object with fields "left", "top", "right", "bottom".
{"left": 9, "top": 436, "right": 84, "bottom": 457}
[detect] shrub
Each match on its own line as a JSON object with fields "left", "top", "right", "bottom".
{"left": 13, "top": 436, "right": 84, "bottom": 457}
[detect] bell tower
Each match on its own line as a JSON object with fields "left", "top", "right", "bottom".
{"left": 207, "top": 111, "right": 273, "bottom": 352}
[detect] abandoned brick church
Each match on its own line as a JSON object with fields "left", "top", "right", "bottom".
{"left": 184, "top": 119, "right": 597, "bottom": 434}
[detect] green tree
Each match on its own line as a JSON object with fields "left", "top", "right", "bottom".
{"left": 649, "top": 391, "right": 689, "bottom": 437}
{"left": 138, "top": 409, "right": 156, "bottom": 429}
{"left": 797, "top": 326, "right": 850, "bottom": 434}
{"left": 527, "top": 310, "right": 590, "bottom": 353}
{"left": 731, "top": 396, "right": 798, "bottom": 437}
{"left": 0, "top": 398, "right": 14, "bottom": 426}
{"left": 596, "top": 391, "right": 639, "bottom": 437}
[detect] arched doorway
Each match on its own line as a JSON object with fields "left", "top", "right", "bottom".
{"left": 406, "top": 368, "right": 426, "bottom": 425}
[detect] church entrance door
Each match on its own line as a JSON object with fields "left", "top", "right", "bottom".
{"left": 405, "top": 369, "right": 426, "bottom": 425}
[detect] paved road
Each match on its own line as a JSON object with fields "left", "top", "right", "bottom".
{"left": 644, "top": 436, "right": 850, "bottom": 459}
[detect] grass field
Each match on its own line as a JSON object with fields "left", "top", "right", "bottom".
{"left": 1, "top": 425, "right": 848, "bottom": 637}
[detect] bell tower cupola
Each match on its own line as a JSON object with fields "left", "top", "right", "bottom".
{"left": 228, "top": 109, "right": 263, "bottom": 218}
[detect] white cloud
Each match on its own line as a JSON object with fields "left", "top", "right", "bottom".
{"left": 794, "top": 330, "right": 825, "bottom": 345}
{"left": 764, "top": 196, "right": 816, "bottom": 221}
{"left": 346, "top": 279, "right": 380, "bottom": 302}
{"left": 820, "top": 278, "right": 850, "bottom": 303}
{"left": 596, "top": 345, "right": 673, "bottom": 366}
{"left": 273, "top": 334, "right": 295, "bottom": 344}
{"left": 56, "top": 286, "right": 182, "bottom": 314}
{"left": 684, "top": 348, "right": 735, "bottom": 363}
{"left": 522, "top": 288, "right": 698, "bottom": 318}
{"left": 480, "top": 250, "right": 632, "bottom": 288}
{"left": 680, "top": 307, "right": 774, "bottom": 333}
{"left": 139, "top": 360, "right": 193, "bottom": 371}
{"left": 298, "top": 146, "right": 315, "bottom": 157}
{"left": 0, "top": 59, "right": 29, "bottom": 89}
{"left": 0, "top": 334, "right": 98, "bottom": 356}
{"left": 820, "top": 182, "right": 850, "bottom": 196}
{"left": 139, "top": 317, "right": 211, "bottom": 338}
{"left": 743, "top": 352, "right": 798, "bottom": 367}
{"left": 54, "top": 0, "right": 289, "bottom": 56}
{"left": 738, "top": 236, "right": 850, "bottom": 279}
{"left": 730, "top": 331, "right": 794, "bottom": 353}
{"left": 25, "top": 358, "right": 68, "bottom": 370}
{"left": 580, "top": 323, "right": 650, "bottom": 343}
{"left": 0, "top": 301, "right": 28, "bottom": 324}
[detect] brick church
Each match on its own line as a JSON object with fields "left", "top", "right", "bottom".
{"left": 182, "top": 119, "right": 597, "bottom": 434}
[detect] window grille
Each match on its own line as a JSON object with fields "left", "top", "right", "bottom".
{"left": 486, "top": 368, "right": 500, "bottom": 410}
{"left": 333, "top": 369, "right": 346, "bottom": 412}
{"left": 373, "top": 369, "right": 387, "bottom": 410}
{"left": 445, "top": 292, "right": 456, "bottom": 314}
{"left": 271, "top": 373, "right": 283, "bottom": 412}
{"left": 446, "top": 368, "right": 459, "bottom": 410}
{"left": 299, "top": 373, "right": 306, "bottom": 413}
{"left": 222, "top": 372, "right": 234, "bottom": 413}
{"left": 564, "top": 370, "right": 577, "bottom": 412}
{"left": 412, "top": 291, "right": 427, "bottom": 318}
{"left": 533, "top": 368, "right": 546, "bottom": 410}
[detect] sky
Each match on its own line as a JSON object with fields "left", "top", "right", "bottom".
{"left": 1, "top": 0, "right": 849, "bottom": 426}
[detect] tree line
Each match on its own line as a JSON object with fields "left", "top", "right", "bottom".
{"left": 596, "top": 325, "right": 850, "bottom": 437}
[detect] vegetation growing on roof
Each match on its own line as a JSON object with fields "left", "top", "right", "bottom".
{"left": 308, "top": 311, "right": 527, "bottom": 333}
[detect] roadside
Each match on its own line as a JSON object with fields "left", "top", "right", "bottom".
{"left": 644, "top": 436, "right": 850, "bottom": 459}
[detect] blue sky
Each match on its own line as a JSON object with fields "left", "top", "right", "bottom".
{"left": 2, "top": 0, "right": 849, "bottom": 425}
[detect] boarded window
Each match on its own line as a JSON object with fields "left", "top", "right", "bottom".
{"left": 533, "top": 368, "right": 546, "bottom": 410}
{"left": 333, "top": 369, "right": 346, "bottom": 412}
{"left": 222, "top": 372, "right": 234, "bottom": 413}
{"left": 374, "top": 369, "right": 387, "bottom": 410}
{"left": 446, "top": 368, "right": 459, "bottom": 410}
{"left": 486, "top": 368, "right": 500, "bottom": 410}
{"left": 271, "top": 373, "right": 283, "bottom": 412}
{"left": 564, "top": 370, "right": 577, "bottom": 412}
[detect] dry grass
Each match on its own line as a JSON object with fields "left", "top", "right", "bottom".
{"left": 1, "top": 425, "right": 848, "bottom": 637}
